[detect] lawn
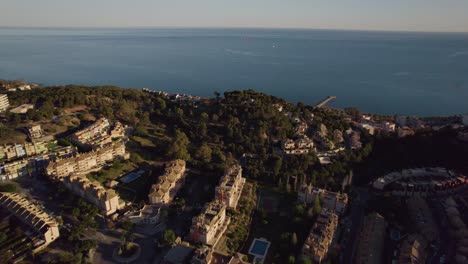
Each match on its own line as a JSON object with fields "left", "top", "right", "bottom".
{"left": 87, "top": 160, "right": 137, "bottom": 184}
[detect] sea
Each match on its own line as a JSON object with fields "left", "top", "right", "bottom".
{"left": 1, "top": 27, "right": 468, "bottom": 116}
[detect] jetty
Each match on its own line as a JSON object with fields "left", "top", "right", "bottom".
{"left": 314, "top": 96, "right": 336, "bottom": 108}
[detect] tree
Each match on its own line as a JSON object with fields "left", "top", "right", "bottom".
{"left": 167, "top": 129, "right": 190, "bottom": 160}
{"left": 291, "top": 232, "right": 298, "bottom": 246}
{"left": 163, "top": 229, "right": 176, "bottom": 245}
{"left": 313, "top": 196, "right": 322, "bottom": 215}
{"left": 300, "top": 256, "right": 313, "bottom": 264}
{"left": 195, "top": 144, "right": 212, "bottom": 163}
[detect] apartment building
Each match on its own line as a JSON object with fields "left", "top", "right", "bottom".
{"left": 355, "top": 212, "right": 387, "bottom": 264}
{"left": 0, "top": 94, "right": 9, "bottom": 112}
{"left": 0, "top": 192, "right": 60, "bottom": 248}
{"left": 62, "top": 174, "right": 121, "bottom": 215}
{"left": 301, "top": 209, "right": 338, "bottom": 263}
{"left": 70, "top": 117, "right": 111, "bottom": 147}
{"left": 0, "top": 142, "right": 48, "bottom": 161}
{"left": 148, "top": 159, "right": 186, "bottom": 205}
{"left": 298, "top": 184, "right": 348, "bottom": 214}
{"left": 46, "top": 142, "right": 128, "bottom": 179}
{"left": 189, "top": 200, "right": 230, "bottom": 246}
{"left": 215, "top": 165, "right": 246, "bottom": 209}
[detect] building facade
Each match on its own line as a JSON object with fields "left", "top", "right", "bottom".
{"left": 0, "top": 94, "right": 9, "bottom": 112}
{"left": 148, "top": 160, "right": 186, "bottom": 205}
{"left": 298, "top": 184, "right": 348, "bottom": 214}
{"left": 189, "top": 200, "right": 229, "bottom": 246}
{"left": 62, "top": 174, "right": 121, "bottom": 215}
{"left": 0, "top": 192, "right": 60, "bottom": 248}
{"left": 215, "top": 165, "right": 246, "bottom": 209}
{"left": 301, "top": 209, "right": 338, "bottom": 263}
{"left": 46, "top": 142, "right": 128, "bottom": 179}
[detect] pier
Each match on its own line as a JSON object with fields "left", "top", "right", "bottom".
{"left": 314, "top": 96, "right": 336, "bottom": 108}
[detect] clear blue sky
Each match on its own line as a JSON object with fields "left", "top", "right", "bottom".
{"left": 2, "top": 0, "right": 468, "bottom": 32}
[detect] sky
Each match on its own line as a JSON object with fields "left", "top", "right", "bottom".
{"left": 2, "top": 0, "right": 468, "bottom": 32}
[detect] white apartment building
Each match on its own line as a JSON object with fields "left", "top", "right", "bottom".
{"left": 215, "top": 165, "right": 246, "bottom": 209}
{"left": 0, "top": 94, "right": 9, "bottom": 112}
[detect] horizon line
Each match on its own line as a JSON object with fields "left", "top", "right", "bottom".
{"left": 1, "top": 25, "right": 468, "bottom": 34}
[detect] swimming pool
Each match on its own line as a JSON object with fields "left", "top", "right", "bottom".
{"left": 248, "top": 238, "right": 271, "bottom": 259}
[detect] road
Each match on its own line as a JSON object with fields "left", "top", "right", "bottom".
{"left": 341, "top": 188, "right": 370, "bottom": 264}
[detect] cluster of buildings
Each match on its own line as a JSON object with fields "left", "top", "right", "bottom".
{"left": 373, "top": 168, "right": 468, "bottom": 196}
{"left": 355, "top": 212, "right": 387, "bottom": 264}
{"left": 70, "top": 118, "right": 125, "bottom": 149}
{"left": 46, "top": 142, "right": 128, "bottom": 179}
{"left": 0, "top": 144, "right": 76, "bottom": 181}
{"left": 0, "top": 192, "right": 60, "bottom": 251}
{"left": 0, "top": 141, "right": 48, "bottom": 161}
{"left": 282, "top": 137, "right": 315, "bottom": 155}
{"left": 301, "top": 209, "right": 339, "bottom": 263}
{"left": 0, "top": 82, "right": 37, "bottom": 92}
{"left": 298, "top": 184, "right": 348, "bottom": 263}
{"left": 62, "top": 174, "right": 122, "bottom": 216}
{"left": 298, "top": 184, "right": 348, "bottom": 214}
{"left": 183, "top": 164, "right": 245, "bottom": 263}
{"left": 148, "top": 160, "right": 186, "bottom": 205}
{"left": 0, "top": 93, "right": 9, "bottom": 112}
{"left": 357, "top": 114, "right": 396, "bottom": 135}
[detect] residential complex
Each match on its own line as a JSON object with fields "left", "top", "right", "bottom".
{"left": 215, "top": 164, "right": 246, "bottom": 209}
{"left": 0, "top": 93, "right": 9, "bottom": 112}
{"left": 148, "top": 159, "right": 186, "bottom": 205}
{"left": 282, "top": 137, "right": 315, "bottom": 155}
{"left": 298, "top": 184, "right": 348, "bottom": 214}
{"left": 0, "top": 141, "right": 48, "bottom": 161}
{"left": 189, "top": 200, "right": 230, "bottom": 246}
{"left": 301, "top": 209, "right": 338, "bottom": 263}
{"left": 46, "top": 142, "right": 128, "bottom": 179}
{"left": 373, "top": 168, "right": 467, "bottom": 196}
{"left": 355, "top": 212, "right": 387, "bottom": 264}
{"left": 0, "top": 145, "right": 76, "bottom": 181}
{"left": 0, "top": 192, "right": 60, "bottom": 249}
{"left": 71, "top": 118, "right": 110, "bottom": 146}
{"left": 62, "top": 174, "right": 121, "bottom": 215}
{"left": 70, "top": 118, "right": 125, "bottom": 149}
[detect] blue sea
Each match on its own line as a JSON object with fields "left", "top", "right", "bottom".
{"left": 1, "top": 27, "right": 468, "bottom": 116}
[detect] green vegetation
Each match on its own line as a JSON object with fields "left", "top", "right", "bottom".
{"left": 223, "top": 181, "right": 257, "bottom": 254}
{"left": 163, "top": 229, "right": 176, "bottom": 245}
{"left": 0, "top": 183, "right": 17, "bottom": 192}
